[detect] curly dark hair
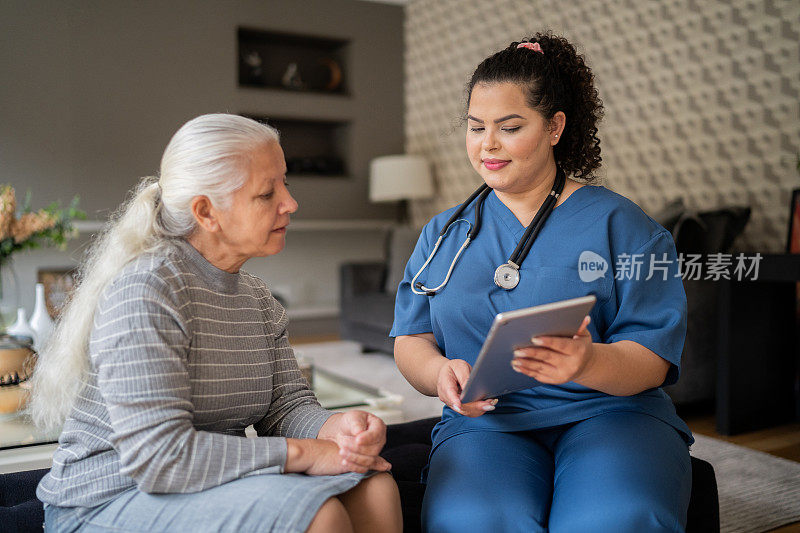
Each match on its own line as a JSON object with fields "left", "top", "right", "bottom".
{"left": 466, "top": 32, "right": 604, "bottom": 181}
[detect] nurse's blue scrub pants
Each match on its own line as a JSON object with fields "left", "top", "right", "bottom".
{"left": 422, "top": 411, "right": 691, "bottom": 533}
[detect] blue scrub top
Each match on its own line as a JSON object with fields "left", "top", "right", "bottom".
{"left": 390, "top": 185, "right": 693, "bottom": 451}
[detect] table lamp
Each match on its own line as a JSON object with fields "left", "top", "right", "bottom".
{"left": 369, "top": 155, "right": 434, "bottom": 223}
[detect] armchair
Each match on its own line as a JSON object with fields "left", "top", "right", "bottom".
{"left": 339, "top": 261, "right": 397, "bottom": 353}
{"left": 339, "top": 227, "right": 419, "bottom": 353}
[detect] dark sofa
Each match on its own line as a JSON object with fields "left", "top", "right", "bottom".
{"left": 0, "top": 417, "right": 720, "bottom": 533}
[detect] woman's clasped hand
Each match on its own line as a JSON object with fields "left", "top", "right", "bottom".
{"left": 310, "top": 411, "right": 392, "bottom": 474}
{"left": 300, "top": 411, "right": 392, "bottom": 474}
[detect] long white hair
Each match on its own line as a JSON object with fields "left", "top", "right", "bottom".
{"left": 29, "top": 114, "right": 280, "bottom": 433}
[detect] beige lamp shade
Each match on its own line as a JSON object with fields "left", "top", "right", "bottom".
{"left": 369, "top": 155, "right": 434, "bottom": 202}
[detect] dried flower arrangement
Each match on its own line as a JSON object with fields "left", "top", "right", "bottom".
{"left": 0, "top": 185, "right": 86, "bottom": 260}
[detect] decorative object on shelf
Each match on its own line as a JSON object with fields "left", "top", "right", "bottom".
{"left": 281, "top": 62, "right": 306, "bottom": 91}
{"left": 0, "top": 335, "right": 35, "bottom": 415}
{"left": 370, "top": 155, "right": 435, "bottom": 223}
{"left": 787, "top": 188, "right": 800, "bottom": 254}
{"left": 237, "top": 28, "right": 349, "bottom": 95}
{"left": 38, "top": 268, "right": 77, "bottom": 319}
{"left": 279, "top": 58, "right": 343, "bottom": 93}
{"left": 309, "top": 58, "right": 343, "bottom": 92}
{"left": 0, "top": 186, "right": 85, "bottom": 331}
{"left": 29, "top": 283, "right": 54, "bottom": 352}
{"left": 239, "top": 48, "right": 264, "bottom": 86}
{"left": 7, "top": 308, "right": 35, "bottom": 344}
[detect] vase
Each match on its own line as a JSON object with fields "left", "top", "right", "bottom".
{"left": 30, "top": 282, "right": 54, "bottom": 351}
{"left": 0, "top": 259, "right": 20, "bottom": 333}
{"left": 7, "top": 308, "right": 35, "bottom": 343}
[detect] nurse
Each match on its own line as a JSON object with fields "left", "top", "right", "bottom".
{"left": 391, "top": 33, "right": 693, "bottom": 532}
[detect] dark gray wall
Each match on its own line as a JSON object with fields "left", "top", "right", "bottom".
{"left": 1, "top": 0, "right": 403, "bottom": 220}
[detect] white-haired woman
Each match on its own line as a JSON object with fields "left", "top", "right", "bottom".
{"left": 30, "top": 114, "right": 402, "bottom": 533}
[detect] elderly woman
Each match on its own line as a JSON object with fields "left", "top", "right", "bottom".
{"left": 30, "top": 114, "right": 401, "bottom": 533}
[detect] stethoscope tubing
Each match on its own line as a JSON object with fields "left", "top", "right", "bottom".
{"left": 439, "top": 184, "right": 490, "bottom": 239}
{"left": 513, "top": 186, "right": 561, "bottom": 264}
{"left": 410, "top": 227, "right": 472, "bottom": 296}
{"left": 412, "top": 168, "right": 566, "bottom": 296}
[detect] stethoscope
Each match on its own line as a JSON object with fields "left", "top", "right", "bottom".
{"left": 411, "top": 167, "right": 566, "bottom": 295}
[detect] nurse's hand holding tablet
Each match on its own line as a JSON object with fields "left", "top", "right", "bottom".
{"left": 510, "top": 315, "right": 593, "bottom": 385}
{"left": 436, "top": 358, "right": 498, "bottom": 417}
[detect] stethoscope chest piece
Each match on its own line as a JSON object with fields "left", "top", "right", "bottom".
{"left": 494, "top": 262, "right": 520, "bottom": 290}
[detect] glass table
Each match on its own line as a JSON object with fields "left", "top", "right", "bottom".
{"left": 0, "top": 367, "right": 402, "bottom": 474}
{"left": 314, "top": 367, "right": 403, "bottom": 414}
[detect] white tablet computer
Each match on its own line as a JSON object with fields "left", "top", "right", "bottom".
{"left": 459, "top": 295, "right": 596, "bottom": 403}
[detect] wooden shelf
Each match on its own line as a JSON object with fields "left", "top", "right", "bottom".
{"left": 287, "top": 304, "right": 338, "bottom": 320}
{"left": 72, "top": 220, "right": 106, "bottom": 234}
{"left": 234, "top": 89, "right": 354, "bottom": 121}
{"left": 73, "top": 219, "right": 396, "bottom": 234}
{"left": 245, "top": 115, "right": 350, "bottom": 177}
{"left": 286, "top": 174, "right": 348, "bottom": 180}
{"left": 289, "top": 219, "right": 395, "bottom": 231}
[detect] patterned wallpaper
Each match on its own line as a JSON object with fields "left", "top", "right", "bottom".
{"left": 404, "top": 0, "right": 800, "bottom": 251}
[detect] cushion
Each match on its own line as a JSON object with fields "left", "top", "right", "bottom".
{"left": 673, "top": 207, "right": 751, "bottom": 254}
{"left": 652, "top": 197, "right": 687, "bottom": 233}
{"left": 650, "top": 196, "right": 751, "bottom": 255}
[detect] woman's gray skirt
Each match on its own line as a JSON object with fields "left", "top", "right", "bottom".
{"left": 44, "top": 471, "right": 370, "bottom": 533}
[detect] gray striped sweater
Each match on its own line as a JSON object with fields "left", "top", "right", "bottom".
{"left": 37, "top": 239, "right": 332, "bottom": 508}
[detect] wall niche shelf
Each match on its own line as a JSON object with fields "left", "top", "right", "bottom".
{"left": 238, "top": 28, "right": 350, "bottom": 96}
{"left": 246, "top": 115, "right": 350, "bottom": 178}
{"left": 73, "top": 219, "right": 397, "bottom": 234}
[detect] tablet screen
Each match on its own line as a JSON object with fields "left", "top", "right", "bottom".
{"left": 460, "top": 295, "right": 596, "bottom": 403}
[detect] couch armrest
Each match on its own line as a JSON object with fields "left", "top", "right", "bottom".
{"left": 340, "top": 262, "right": 388, "bottom": 298}
{"left": 384, "top": 417, "right": 438, "bottom": 450}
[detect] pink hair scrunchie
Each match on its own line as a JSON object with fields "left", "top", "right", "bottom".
{"left": 517, "top": 42, "right": 544, "bottom": 54}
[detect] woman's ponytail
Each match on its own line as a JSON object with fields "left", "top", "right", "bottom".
{"left": 29, "top": 177, "right": 167, "bottom": 433}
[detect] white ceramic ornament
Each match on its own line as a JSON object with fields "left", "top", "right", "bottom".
{"left": 29, "top": 283, "right": 54, "bottom": 351}
{"left": 7, "top": 307, "right": 35, "bottom": 343}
